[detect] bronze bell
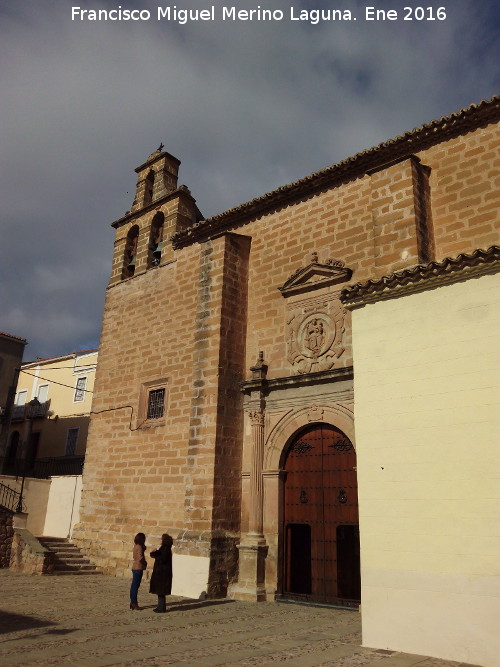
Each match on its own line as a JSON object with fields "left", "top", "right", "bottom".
{"left": 151, "top": 242, "right": 162, "bottom": 266}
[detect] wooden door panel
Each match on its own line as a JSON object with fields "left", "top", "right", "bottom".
{"left": 283, "top": 424, "right": 360, "bottom": 605}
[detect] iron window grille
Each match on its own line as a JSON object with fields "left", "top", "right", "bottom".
{"left": 65, "top": 427, "right": 79, "bottom": 456}
{"left": 147, "top": 388, "right": 165, "bottom": 420}
{"left": 74, "top": 377, "right": 87, "bottom": 402}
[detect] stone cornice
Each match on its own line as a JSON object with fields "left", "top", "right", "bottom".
{"left": 111, "top": 186, "right": 198, "bottom": 229}
{"left": 241, "top": 367, "right": 353, "bottom": 395}
{"left": 340, "top": 246, "right": 500, "bottom": 309}
{"left": 172, "top": 96, "right": 500, "bottom": 249}
{"left": 134, "top": 150, "right": 180, "bottom": 174}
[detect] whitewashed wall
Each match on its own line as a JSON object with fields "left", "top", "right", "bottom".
{"left": 43, "top": 475, "right": 82, "bottom": 538}
{"left": 351, "top": 272, "right": 500, "bottom": 667}
{"left": 0, "top": 474, "right": 82, "bottom": 538}
{"left": 0, "top": 475, "right": 50, "bottom": 536}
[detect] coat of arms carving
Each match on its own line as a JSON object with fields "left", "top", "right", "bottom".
{"left": 287, "top": 295, "right": 346, "bottom": 374}
{"left": 280, "top": 253, "right": 352, "bottom": 375}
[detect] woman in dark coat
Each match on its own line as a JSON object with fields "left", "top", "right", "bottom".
{"left": 149, "top": 533, "right": 173, "bottom": 613}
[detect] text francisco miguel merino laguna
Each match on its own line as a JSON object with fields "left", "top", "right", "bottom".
{"left": 72, "top": 5, "right": 447, "bottom": 23}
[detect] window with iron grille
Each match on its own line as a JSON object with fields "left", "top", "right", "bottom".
{"left": 147, "top": 388, "right": 165, "bottom": 420}
{"left": 65, "top": 427, "right": 79, "bottom": 456}
{"left": 74, "top": 376, "right": 87, "bottom": 402}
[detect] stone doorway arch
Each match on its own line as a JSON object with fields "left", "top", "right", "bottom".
{"left": 264, "top": 407, "right": 359, "bottom": 606}
{"left": 264, "top": 403, "right": 355, "bottom": 471}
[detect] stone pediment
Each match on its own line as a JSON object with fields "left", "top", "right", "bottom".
{"left": 279, "top": 254, "right": 352, "bottom": 297}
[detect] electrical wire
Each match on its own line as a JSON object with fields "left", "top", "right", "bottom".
{"left": 19, "top": 369, "right": 94, "bottom": 394}
{"left": 90, "top": 405, "right": 143, "bottom": 431}
{"left": 17, "top": 373, "right": 145, "bottom": 431}
{"left": 21, "top": 364, "right": 97, "bottom": 370}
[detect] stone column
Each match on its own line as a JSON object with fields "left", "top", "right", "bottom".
{"left": 231, "top": 353, "right": 269, "bottom": 602}
{"left": 247, "top": 409, "right": 265, "bottom": 538}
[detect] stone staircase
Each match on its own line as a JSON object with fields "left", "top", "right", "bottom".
{"left": 37, "top": 537, "right": 101, "bottom": 575}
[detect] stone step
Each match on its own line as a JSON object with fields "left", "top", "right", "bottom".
{"left": 37, "top": 537, "right": 101, "bottom": 575}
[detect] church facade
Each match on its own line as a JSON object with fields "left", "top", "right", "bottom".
{"left": 73, "top": 98, "right": 499, "bottom": 663}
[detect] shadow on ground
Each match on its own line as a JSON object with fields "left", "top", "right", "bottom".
{"left": 0, "top": 610, "right": 59, "bottom": 635}
{"left": 141, "top": 599, "right": 236, "bottom": 613}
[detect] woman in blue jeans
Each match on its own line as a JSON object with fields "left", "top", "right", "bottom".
{"left": 130, "top": 532, "right": 147, "bottom": 610}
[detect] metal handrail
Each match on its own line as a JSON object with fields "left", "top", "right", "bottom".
{"left": 0, "top": 481, "right": 25, "bottom": 513}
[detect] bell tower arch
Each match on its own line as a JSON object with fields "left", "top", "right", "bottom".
{"left": 108, "top": 146, "right": 203, "bottom": 287}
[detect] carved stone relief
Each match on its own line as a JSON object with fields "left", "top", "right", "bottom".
{"left": 307, "top": 404, "right": 325, "bottom": 422}
{"left": 286, "top": 293, "right": 346, "bottom": 374}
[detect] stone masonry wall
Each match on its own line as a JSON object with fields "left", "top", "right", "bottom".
{"left": 9, "top": 529, "right": 54, "bottom": 575}
{"left": 74, "top": 244, "right": 201, "bottom": 573}
{"left": 74, "top": 118, "right": 499, "bottom": 591}
{"left": 241, "top": 122, "right": 499, "bottom": 379}
{"left": 0, "top": 508, "right": 13, "bottom": 568}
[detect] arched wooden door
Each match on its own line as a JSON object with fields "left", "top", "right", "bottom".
{"left": 281, "top": 424, "right": 360, "bottom": 606}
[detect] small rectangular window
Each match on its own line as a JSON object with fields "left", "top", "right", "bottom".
{"left": 12, "top": 390, "right": 28, "bottom": 420}
{"left": 15, "top": 390, "right": 28, "bottom": 406}
{"left": 37, "top": 384, "right": 49, "bottom": 403}
{"left": 138, "top": 378, "right": 168, "bottom": 427}
{"left": 65, "top": 427, "right": 79, "bottom": 456}
{"left": 147, "top": 388, "right": 165, "bottom": 420}
{"left": 74, "top": 376, "right": 87, "bottom": 402}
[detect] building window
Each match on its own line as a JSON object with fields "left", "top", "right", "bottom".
{"left": 4, "top": 431, "right": 20, "bottom": 471}
{"left": 15, "top": 390, "right": 27, "bottom": 406}
{"left": 138, "top": 379, "right": 168, "bottom": 426}
{"left": 12, "top": 390, "right": 27, "bottom": 420}
{"left": 74, "top": 376, "right": 87, "bottom": 402}
{"left": 37, "top": 384, "right": 49, "bottom": 404}
{"left": 26, "top": 432, "right": 40, "bottom": 470}
{"left": 65, "top": 428, "right": 79, "bottom": 456}
{"left": 147, "top": 388, "right": 165, "bottom": 420}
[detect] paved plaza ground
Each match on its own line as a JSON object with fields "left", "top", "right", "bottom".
{"left": 0, "top": 571, "right": 478, "bottom": 666}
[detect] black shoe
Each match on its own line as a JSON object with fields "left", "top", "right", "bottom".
{"left": 153, "top": 608, "right": 167, "bottom": 613}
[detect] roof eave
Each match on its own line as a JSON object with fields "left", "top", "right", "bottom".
{"left": 172, "top": 96, "right": 500, "bottom": 249}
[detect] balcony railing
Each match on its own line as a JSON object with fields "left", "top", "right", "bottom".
{"left": 1, "top": 455, "right": 84, "bottom": 479}
{"left": 10, "top": 400, "right": 49, "bottom": 422}
{"left": 11, "top": 405, "right": 27, "bottom": 421}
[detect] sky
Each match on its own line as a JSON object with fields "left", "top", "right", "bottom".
{"left": 1, "top": 0, "right": 498, "bottom": 362}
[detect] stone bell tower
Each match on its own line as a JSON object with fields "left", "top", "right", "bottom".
{"left": 130, "top": 144, "right": 180, "bottom": 212}
{"left": 108, "top": 146, "right": 202, "bottom": 286}
{"left": 74, "top": 143, "right": 250, "bottom": 598}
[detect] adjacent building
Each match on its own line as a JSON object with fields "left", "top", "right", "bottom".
{"left": 341, "top": 247, "right": 499, "bottom": 666}
{"left": 73, "top": 98, "right": 499, "bottom": 666}
{"left": 0, "top": 331, "right": 27, "bottom": 461}
{"left": 3, "top": 349, "right": 98, "bottom": 478}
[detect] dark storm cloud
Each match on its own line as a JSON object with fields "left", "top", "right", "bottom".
{"left": 0, "top": 0, "right": 498, "bottom": 359}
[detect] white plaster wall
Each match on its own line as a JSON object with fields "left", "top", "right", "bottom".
{"left": 0, "top": 475, "right": 50, "bottom": 536}
{"left": 0, "top": 474, "right": 82, "bottom": 539}
{"left": 171, "top": 554, "right": 210, "bottom": 599}
{"left": 43, "top": 475, "right": 82, "bottom": 538}
{"left": 351, "top": 272, "right": 500, "bottom": 667}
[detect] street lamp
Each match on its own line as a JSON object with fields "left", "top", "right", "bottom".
{"left": 15, "top": 397, "right": 41, "bottom": 514}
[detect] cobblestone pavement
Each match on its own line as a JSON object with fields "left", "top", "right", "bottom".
{"left": 0, "top": 571, "right": 477, "bottom": 667}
